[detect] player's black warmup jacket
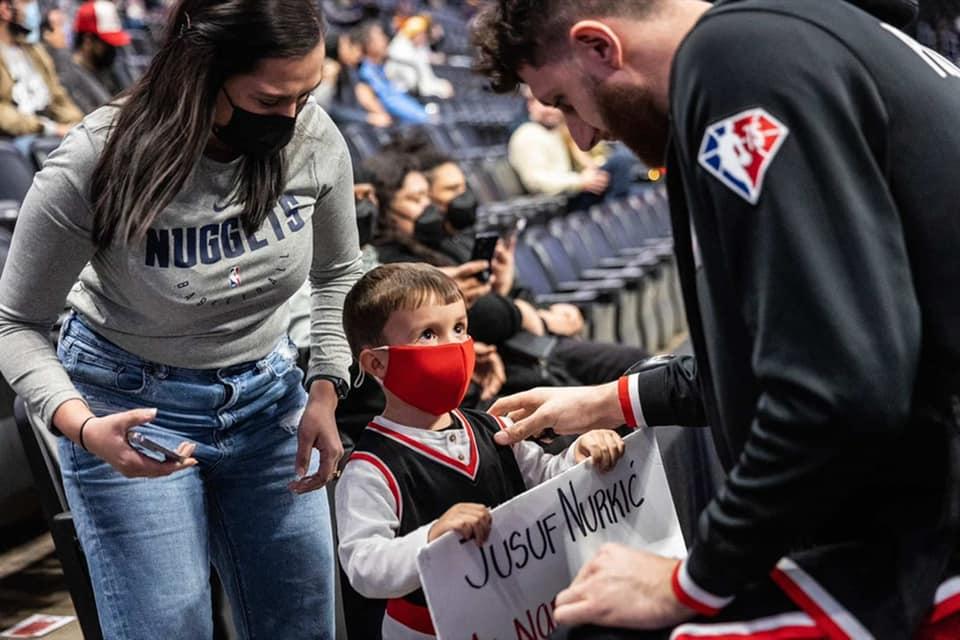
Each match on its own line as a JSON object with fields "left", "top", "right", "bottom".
{"left": 627, "top": 0, "right": 960, "bottom": 635}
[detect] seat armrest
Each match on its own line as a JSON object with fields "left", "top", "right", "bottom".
{"left": 556, "top": 278, "right": 626, "bottom": 292}
{"left": 533, "top": 290, "right": 601, "bottom": 305}
{"left": 581, "top": 267, "right": 650, "bottom": 280}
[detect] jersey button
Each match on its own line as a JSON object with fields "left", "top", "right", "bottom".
{"left": 449, "top": 434, "right": 457, "bottom": 443}
{"left": 457, "top": 453, "right": 465, "bottom": 461}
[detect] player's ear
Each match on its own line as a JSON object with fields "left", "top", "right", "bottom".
{"left": 569, "top": 20, "right": 624, "bottom": 73}
{"left": 359, "top": 347, "right": 389, "bottom": 378}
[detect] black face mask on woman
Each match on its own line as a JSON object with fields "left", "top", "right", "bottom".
{"left": 446, "top": 189, "right": 477, "bottom": 230}
{"left": 413, "top": 204, "right": 446, "bottom": 246}
{"left": 355, "top": 197, "right": 379, "bottom": 247}
{"left": 414, "top": 190, "right": 478, "bottom": 244}
{"left": 214, "top": 88, "right": 297, "bottom": 157}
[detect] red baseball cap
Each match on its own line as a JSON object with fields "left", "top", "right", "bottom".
{"left": 74, "top": 1, "right": 131, "bottom": 48}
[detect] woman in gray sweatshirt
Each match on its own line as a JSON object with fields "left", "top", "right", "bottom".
{"left": 0, "top": 1, "right": 362, "bottom": 637}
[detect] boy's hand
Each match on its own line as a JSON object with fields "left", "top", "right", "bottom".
{"left": 428, "top": 503, "right": 492, "bottom": 544}
{"left": 574, "top": 430, "right": 625, "bottom": 472}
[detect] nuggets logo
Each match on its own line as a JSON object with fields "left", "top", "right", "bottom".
{"left": 697, "top": 108, "right": 789, "bottom": 205}
{"left": 228, "top": 266, "right": 241, "bottom": 288}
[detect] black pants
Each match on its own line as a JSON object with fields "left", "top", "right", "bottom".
{"left": 553, "top": 338, "right": 649, "bottom": 386}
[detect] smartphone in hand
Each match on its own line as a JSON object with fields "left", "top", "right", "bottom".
{"left": 470, "top": 232, "right": 499, "bottom": 282}
{"left": 126, "top": 431, "right": 185, "bottom": 463}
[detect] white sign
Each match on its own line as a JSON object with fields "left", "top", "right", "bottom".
{"left": 416, "top": 430, "right": 686, "bottom": 640}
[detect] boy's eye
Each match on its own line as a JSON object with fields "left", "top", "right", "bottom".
{"left": 420, "top": 329, "right": 436, "bottom": 340}
{"left": 454, "top": 323, "right": 466, "bottom": 334}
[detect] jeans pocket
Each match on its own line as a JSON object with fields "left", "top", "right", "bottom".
{"left": 71, "top": 352, "right": 148, "bottom": 394}
{"left": 264, "top": 338, "right": 301, "bottom": 380}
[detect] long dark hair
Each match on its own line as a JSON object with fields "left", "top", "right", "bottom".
{"left": 90, "top": 0, "right": 325, "bottom": 250}
{"left": 363, "top": 150, "right": 456, "bottom": 267}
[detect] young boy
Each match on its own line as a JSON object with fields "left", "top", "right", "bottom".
{"left": 337, "top": 263, "right": 626, "bottom": 639}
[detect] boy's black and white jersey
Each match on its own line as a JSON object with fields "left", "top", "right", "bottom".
{"left": 335, "top": 409, "right": 577, "bottom": 639}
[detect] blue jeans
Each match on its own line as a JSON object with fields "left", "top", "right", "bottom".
{"left": 57, "top": 314, "right": 335, "bottom": 639}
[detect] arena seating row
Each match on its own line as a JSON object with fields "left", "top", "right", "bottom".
{"left": 509, "top": 185, "right": 685, "bottom": 353}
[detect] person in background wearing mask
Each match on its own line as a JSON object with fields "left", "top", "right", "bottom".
{"left": 385, "top": 14, "right": 454, "bottom": 99}
{"left": 57, "top": 0, "right": 130, "bottom": 114}
{"left": 368, "top": 149, "right": 650, "bottom": 394}
{"left": 356, "top": 20, "right": 430, "bottom": 125}
{"left": 420, "top": 148, "right": 606, "bottom": 342}
{"left": 0, "top": 0, "right": 82, "bottom": 149}
{"left": 366, "top": 154, "right": 509, "bottom": 404}
{"left": 0, "top": 0, "right": 362, "bottom": 637}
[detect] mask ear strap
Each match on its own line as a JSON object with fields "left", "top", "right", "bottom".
{"left": 353, "top": 367, "right": 367, "bottom": 388}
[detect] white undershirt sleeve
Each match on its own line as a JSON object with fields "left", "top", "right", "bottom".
{"left": 335, "top": 459, "right": 433, "bottom": 600}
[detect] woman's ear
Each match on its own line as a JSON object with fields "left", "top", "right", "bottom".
{"left": 359, "top": 347, "right": 389, "bottom": 379}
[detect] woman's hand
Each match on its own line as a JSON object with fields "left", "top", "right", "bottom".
{"left": 289, "top": 380, "right": 345, "bottom": 494}
{"left": 81, "top": 408, "right": 198, "bottom": 478}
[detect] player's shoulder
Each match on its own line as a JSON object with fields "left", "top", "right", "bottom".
{"left": 671, "top": 0, "right": 874, "bottom": 118}
{"left": 679, "top": 0, "right": 871, "bottom": 67}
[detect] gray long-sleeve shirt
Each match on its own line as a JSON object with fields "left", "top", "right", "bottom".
{"left": 0, "top": 100, "right": 363, "bottom": 428}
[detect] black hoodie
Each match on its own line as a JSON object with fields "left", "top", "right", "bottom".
{"left": 638, "top": 0, "right": 960, "bottom": 635}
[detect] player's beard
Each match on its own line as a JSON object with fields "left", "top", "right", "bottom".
{"left": 595, "top": 79, "right": 670, "bottom": 167}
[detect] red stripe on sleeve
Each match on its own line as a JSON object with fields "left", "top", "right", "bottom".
{"left": 349, "top": 452, "right": 401, "bottom": 519}
{"left": 618, "top": 376, "right": 638, "bottom": 428}
{"left": 672, "top": 562, "right": 723, "bottom": 617}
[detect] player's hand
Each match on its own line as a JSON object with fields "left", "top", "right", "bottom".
{"left": 573, "top": 430, "right": 625, "bottom": 472}
{"left": 555, "top": 545, "right": 694, "bottom": 629}
{"left": 428, "top": 503, "right": 492, "bottom": 544}
{"left": 473, "top": 343, "right": 507, "bottom": 401}
{"left": 439, "top": 261, "right": 492, "bottom": 308}
{"left": 489, "top": 381, "right": 625, "bottom": 445}
{"left": 289, "top": 380, "right": 344, "bottom": 494}
{"left": 83, "top": 409, "right": 198, "bottom": 478}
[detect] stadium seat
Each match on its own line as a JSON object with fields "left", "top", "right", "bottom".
{"left": 514, "top": 232, "right": 619, "bottom": 343}
{"left": 0, "top": 141, "right": 35, "bottom": 211}
{"left": 546, "top": 217, "right": 661, "bottom": 351}
{"left": 27, "top": 136, "right": 64, "bottom": 172}
{"left": 13, "top": 397, "right": 103, "bottom": 640}
{"left": 525, "top": 225, "right": 647, "bottom": 347}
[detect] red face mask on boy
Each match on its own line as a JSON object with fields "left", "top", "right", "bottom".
{"left": 377, "top": 338, "right": 476, "bottom": 415}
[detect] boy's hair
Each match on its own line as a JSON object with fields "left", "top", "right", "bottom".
{"left": 343, "top": 263, "right": 464, "bottom": 358}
